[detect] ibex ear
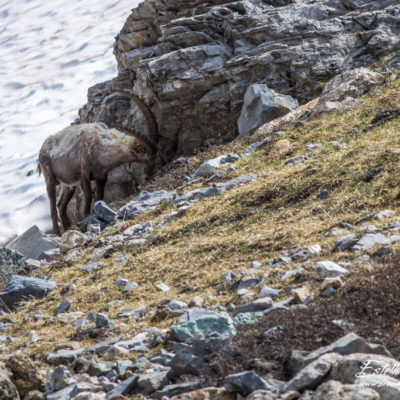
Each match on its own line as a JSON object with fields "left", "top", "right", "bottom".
{"left": 132, "top": 144, "right": 147, "bottom": 154}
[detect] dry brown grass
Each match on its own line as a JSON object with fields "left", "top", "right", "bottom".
{"left": 3, "top": 75, "right": 400, "bottom": 367}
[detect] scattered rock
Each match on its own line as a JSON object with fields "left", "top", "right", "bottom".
{"left": 233, "top": 298, "right": 273, "bottom": 317}
{"left": 238, "top": 84, "right": 298, "bottom": 137}
{"left": 352, "top": 233, "right": 391, "bottom": 251}
{"left": 315, "top": 68, "right": 384, "bottom": 113}
{"left": 0, "top": 275, "right": 56, "bottom": 311}
{"left": 59, "top": 230, "right": 86, "bottom": 253}
{"left": 96, "top": 313, "right": 115, "bottom": 329}
{"left": 315, "top": 261, "right": 349, "bottom": 280}
{"left": 258, "top": 287, "right": 280, "bottom": 300}
{"left": 6, "top": 225, "right": 58, "bottom": 260}
{"left": 155, "top": 283, "right": 170, "bottom": 292}
{"left": 316, "top": 189, "right": 329, "bottom": 200}
{"left": 49, "top": 365, "right": 76, "bottom": 391}
{"left": 0, "top": 367, "right": 20, "bottom": 400}
{"left": 312, "top": 380, "right": 379, "bottom": 400}
{"left": 333, "top": 235, "right": 359, "bottom": 252}
{"left": 0, "top": 248, "right": 26, "bottom": 280}
{"left": 172, "top": 309, "right": 235, "bottom": 342}
{"left": 282, "top": 353, "right": 342, "bottom": 392}
{"left": 224, "top": 371, "right": 274, "bottom": 397}
{"left": 6, "top": 354, "right": 45, "bottom": 397}
{"left": 94, "top": 201, "right": 117, "bottom": 223}
{"left": 118, "top": 190, "right": 176, "bottom": 219}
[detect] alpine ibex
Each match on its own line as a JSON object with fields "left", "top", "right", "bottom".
{"left": 38, "top": 90, "right": 162, "bottom": 235}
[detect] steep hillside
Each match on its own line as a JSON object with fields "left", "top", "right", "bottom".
{"left": 1, "top": 67, "right": 400, "bottom": 399}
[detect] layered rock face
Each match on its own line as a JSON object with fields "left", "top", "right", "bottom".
{"left": 78, "top": 0, "right": 400, "bottom": 160}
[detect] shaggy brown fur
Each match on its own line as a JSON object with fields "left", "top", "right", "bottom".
{"left": 38, "top": 90, "right": 161, "bottom": 235}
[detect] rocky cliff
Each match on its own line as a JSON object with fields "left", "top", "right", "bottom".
{"left": 78, "top": 0, "right": 400, "bottom": 160}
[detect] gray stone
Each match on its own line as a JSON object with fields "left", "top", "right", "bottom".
{"left": 70, "top": 382, "right": 95, "bottom": 397}
{"left": 80, "top": 261, "right": 103, "bottom": 273}
{"left": 284, "top": 156, "right": 308, "bottom": 166}
{"left": 54, "top": 301, "right": 72, "bottom": 315}
{"left": 91, "top": 246, "right": 112, "bottom": 262}
{"left": 330, "top": 353, "right": 399, "bottom": 384}
{"left": 316, "top": 189, "right": 329, "bottom": 200}
{"left": 133, "top": 370, "right": 169, "bottom": 395}
{"left": 315, "top": 261, "right": 349, "bottom": 280}
{"left": 334, "top": 235, "right": 360, "bottom": 252}
{"left": 0, "top": 275, "right": 56, "bottom": 311}
{"left": 153, "top": 381, "right": 201, "bottom": 399}
{"left": 224, "top": 371, "right": 275, "bottom": 397}
{"left": 259, "top": 286, "right": 280, "bottom": 299}
{"left": 118, "top": 190, "right": 176, "bottom": 219}
{"left": 237, "top": 277, "right": 261, "bottom": 292}
{"left": 167, "top": 300, "right": 188, "bottom": 316}
{"left": 45, "top": 348, "right": 85, "bottom": 366}
{"left": 352, "top": 233, "right": 391, "bottom": 251}
{"left": 59, "top": 230, "right": 86, "bottom": 253}
{"left": 282, "top": 353, "right": 342, "bottom": 392}
{"left": 117, "top": 330, "right": 154, "bottom": 352}
{"left": 250, "top": 261, "right": 262, "bottom": 269}
{"left": 117, "top": 306, "right": 147, "bottom": 318}
{"left": 233, "top": 298, "right": 273, "bottom": 317}
{"left": 106, "top": 375, "right": 138, "bottom": 399}
{"left": 291, "top": 333, "right": 392, "bottom": 374}
{"left": 77, "top": 216, "right": 107, "bottom": 233}
{"left": 0, "top": 368, "right": 20, "bottom": 400}
{"left": 169, "top": 343, "right": 205, "bottom": 377}
{"left": 0, "top": 247, "right": 25, "bottom": 280}
{"left": 281, "top": 267, "right": 305, "bottom": 281}
{"left": 94, "top": 201, "right": 117, "bottom": 223}
{"left": 50, "top": 365, "right": 76, "bottom": 391}
{"left": 315, "top": 68, "right": 384, "bottom": 113}
{"left": 233, "top": 312, "right": 265, "bottom": 326}
{"left": 238, "top": 84, "right": 298, "bottom": 137}
{"left": 88, "top": 360, "right": 115, "bottom": 377}
{"left": 122, "top": 282, "right": 138, "bottom": 292}
{"left": 148, "top": 349, "right": 175, "bottom": 367}
{"left": 155, "top": 283, "right": 170, "bottom": 292}
{"left": 6, "top": 225, "right": 58, "bottom": 260}
{"left": 312, "top": 380, "right": 380, "bottom": 400}
{"left": 373, "top": 245, "right": 392, "bottom": 257}
{"left": 355, "top": 374, "right": 400, "bottom": 399}
{"left": 115, "top": 277, "right": 128, "bottom": 287}
{"left": 373, "top": 209, "right": 395, "bottom": 220}
{"left": 96, "top": 313, "right": 115, "bottom": 329}
{"left": 172, "top": 309, "right": 236, "bottom": 342}
{"left": 193, "top": 155, "right": 226, "bottom": 178}
{"left": 321, "top": 287, "right": 336, "bottom": 297}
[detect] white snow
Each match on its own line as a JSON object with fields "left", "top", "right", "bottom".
{"left": 0, "top": 0, "right": 140, "bottom": 244}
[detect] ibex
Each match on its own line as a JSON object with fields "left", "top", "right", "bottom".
{"left": 38, "top": 89, "right": 161, "bottom": 235}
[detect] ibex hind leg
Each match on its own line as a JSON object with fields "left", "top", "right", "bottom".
{"left": 42, "top": 166, "right": 61, "bottom": 235}
{"left": 58, "top": 186, "right": 76, "bottom": 231}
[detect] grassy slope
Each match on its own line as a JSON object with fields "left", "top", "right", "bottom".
{"left": 3, "top": 75, "right": 400, "bottom": 364}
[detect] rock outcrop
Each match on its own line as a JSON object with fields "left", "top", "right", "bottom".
{"left": 78, "top": 0, "right": 400, "bottom": 160}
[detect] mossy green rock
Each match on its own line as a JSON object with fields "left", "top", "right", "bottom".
{"left": 172, "top": 313, "right": 236, "bottom": 342}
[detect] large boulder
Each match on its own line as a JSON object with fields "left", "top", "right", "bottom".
{"left": 237, "top": 84, "right": 298, "bottom": 137}
{"left": 0, "top": 275, "right": 56, "bottom": 311}
{"left": 314, "top": 68, "right": 384, "bottom": 113}
{"left": 6, "top": 225, "right": 58, "bottom": 260}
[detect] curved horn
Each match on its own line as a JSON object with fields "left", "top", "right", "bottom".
{"left": 113, "top": 88, "right": 159, "bottom": 145}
